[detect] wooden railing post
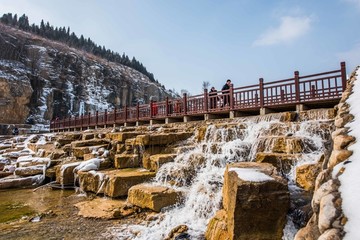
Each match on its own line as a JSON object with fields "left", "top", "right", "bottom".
{"left": 74, "top": 115, "right": 77, "bottom": 129}
{"left": 96, "top": 111, "right": 98, "bottom": 126}
{"left": 229, "top": 84, "right": 234, "bottom": 110}
{"left": 104, "top": 109, "right": 107, "bottom": 125}
{"left": 124, "top": 106, "right": 128, "bottom": 122}
{"left": 68, "top": 117, "right": 70, "bottom": 130}
{"left": 80, "top": 114, "right": 83, "bottom": 128}
{"left": 114, "top": 108, "right": 117, "bottom": 124}
{"left": 294, "top": 71, "right": 300, "bottom": 102}
{"left": 166, "top": 97, "right": 170, "bottom": 115}
{"left": 88, "top": 112, "right": 91, "bottom": 126}
{"left": 183, "top": 93, "right": 188, "bottom": 115}
{"left": 259, "top": 78, "right": 264, "bottom": 107}
{"left": 204, "top": 88, "right": 208, "bottom": 112}
{"left": 136, "top": 103, "right": 140, "bottom": 121}
{"left": 150, "top": 100, "right": 154, "bottom": 117}
{"left": 341, "top": 62, "right": 347, "bottom": 91}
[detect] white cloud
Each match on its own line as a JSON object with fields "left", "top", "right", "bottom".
{"left": 253, "top": 16, "right": 312, "bottom": 46}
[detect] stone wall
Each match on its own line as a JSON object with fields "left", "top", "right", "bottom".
{"left": 295, "top": 67, "right": 359, "bottom": 240}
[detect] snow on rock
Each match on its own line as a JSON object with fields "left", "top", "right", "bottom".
{"left": 73, "top": 158, "right": 102, "bottom": 173}
{"left": 339, "top": 67, "right": 360, "bottom": 239}
{"left": 229, "top": 167, "right": 274, "bottom": 182}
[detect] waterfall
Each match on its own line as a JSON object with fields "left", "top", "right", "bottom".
{"left": 111, "top": 115, "right": 333, "bottom": 239}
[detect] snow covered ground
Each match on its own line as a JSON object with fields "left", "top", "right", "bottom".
{"left": 339, "top": 67, "right": 360, "bottom": 239}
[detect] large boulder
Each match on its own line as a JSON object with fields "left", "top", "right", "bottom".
{"left": 296, "top": 162, "right": 322, "bottom": 191}
{"left": 255, "top": 136, "right": 310, "bottom": 154}
{"left": 127, "top": 184, "right": 182, "bottom": 212}
{"left": 114, "top": 154, "right": 141, "bottom": 169}
{"left": 135, "top": 132, "right": 192, "bottom": 146}
{"left": 209, "top": 162, "right": 289, "bottom": 240}
{"left": 55, "top": 161, "right": 81, "bottom": 186}
{"left": 104, "top": 168, "right": 156, "bottom": 198}
{"left": 298, "top": 109, "right": 336, "bottom": 121}
{"left": 106, "top": 132, "right": 141, "bottom": 143}
{"left": 148, "top": 154, "right": 177, "bottom": 172}
{"left": 205, "top": 209, "right": 230, "bottom": 240}
{"left": 72, "top": 144, "right": 108, "bottom": 158}
{"left": 77, "top": 170, "right": 106, "bottom": 194}
{"left": 256, "top": 152, "right": 300, "bottom": 174}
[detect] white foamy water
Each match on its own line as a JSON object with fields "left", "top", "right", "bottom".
{"left": 109, "top": 114, "right": 333, "bottom": 240}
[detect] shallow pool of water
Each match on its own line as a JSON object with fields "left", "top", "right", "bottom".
{"left": 0, "top": 187, "right": 121, "bottom": 240}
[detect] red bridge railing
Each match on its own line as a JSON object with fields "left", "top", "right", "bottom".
{"left": 51, "top": 62, "right": 346, "bottom": 131}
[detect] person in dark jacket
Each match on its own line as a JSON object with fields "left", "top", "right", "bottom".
{"left": 209, "top": 86, "right": 218, "bottom": 109}
{"left": 12, "top": 127, "right": 19, "bottom": 135}
{"left": 221, "top": 79, "right": 232, "bottom": 106}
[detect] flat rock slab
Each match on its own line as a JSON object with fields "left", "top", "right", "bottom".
{"left": 149, "top": 154, "right": 177, "bottom": 171}
{"left": 105, "top": 169, "right": 156, "bottom": 198}
{"left": 75, "top": 198, "right": 127, "bottom": 219}
{"left": 57, "top": 133, "right": 82, "bottom": 146}
{"left": 106, "top": 132, "right": 141, "bottom": 143}
{"left": 114, "top": 154, "right": 141, "bottom": 169}
{"left": 135, "top": 132, "right": 192, "bottom": 146}
{"left": 127, "top": 184, "right": 182, "bottom": 212}
{"left": 72, "top": 144, "right": 108, "bottom": 158}
{"left": 71, "top": 139, "right": 109, "bottom": 148}
{"left": 14, "top": 165, "right": 44, "bottom": 177}
{"left": 255, "top": 152, "right": 301, "bottom": 174}
{"left": 0, "top": 175, "right": 43, "bottom": 189}
{"left": 256, "top": 136, "right": 310, "bottom": 154}
{"left": 78, "top": 168, "right": 156, "bottom": 198}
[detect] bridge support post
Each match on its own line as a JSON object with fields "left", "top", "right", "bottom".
{"left": 229, "top": 111, "right": 246, "bottom": 118}
{"left": 260, "top": 108, "right": 275, "bottom": 115}
{"left": 124, "top": 122, "right": 136, "bottom": 127}
{"left": 205, "top": 114, "right": 220, "bottom": 120}
{"left": 296, "top": 104, "right": 309, "bottom": 112}
{"left": 165, "top": 117, "right": 182, "bottom": 124}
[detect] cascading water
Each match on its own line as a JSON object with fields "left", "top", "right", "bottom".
{"left": 109, "top": 112, "right": 334, "bottom": 240}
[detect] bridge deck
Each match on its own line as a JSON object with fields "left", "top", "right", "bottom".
{"left": 50, "top": 62, "right": 346, "bottom": 131}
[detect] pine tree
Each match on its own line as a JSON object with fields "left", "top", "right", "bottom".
{"left": 0, "top": 13, "right": 158, "bottom": 84}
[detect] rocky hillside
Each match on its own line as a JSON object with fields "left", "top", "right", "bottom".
{"left": 0, "top": 23, "right": 175, "bottom": 125}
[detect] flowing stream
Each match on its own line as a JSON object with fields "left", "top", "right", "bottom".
{"left": 110, "top": 112, "right": 333, "bottom": 239}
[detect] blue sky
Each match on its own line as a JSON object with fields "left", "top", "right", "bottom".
{"left": 1, "top": 0, "right": 360, "bottom": 95}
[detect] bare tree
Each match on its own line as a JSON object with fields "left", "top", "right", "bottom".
{"left": 202, "top": 81, "right": 210, "bottom": 90}
{"left": 181, "top": 89, "right": 191, "bottom": 97}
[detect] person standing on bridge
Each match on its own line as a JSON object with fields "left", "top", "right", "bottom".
{"left": 221, "top": 79, "right": 231, "bottom": 106}
{"left": 209, "top": 86, "right": 218, "bottom": 109}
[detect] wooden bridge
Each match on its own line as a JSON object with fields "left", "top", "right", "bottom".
{"left": 50, "top": 62, "right": 347, "bottom": 131}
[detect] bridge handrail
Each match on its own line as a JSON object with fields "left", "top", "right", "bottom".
{"left": 50, "top": 62, "right": 347, "bottom": 131}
